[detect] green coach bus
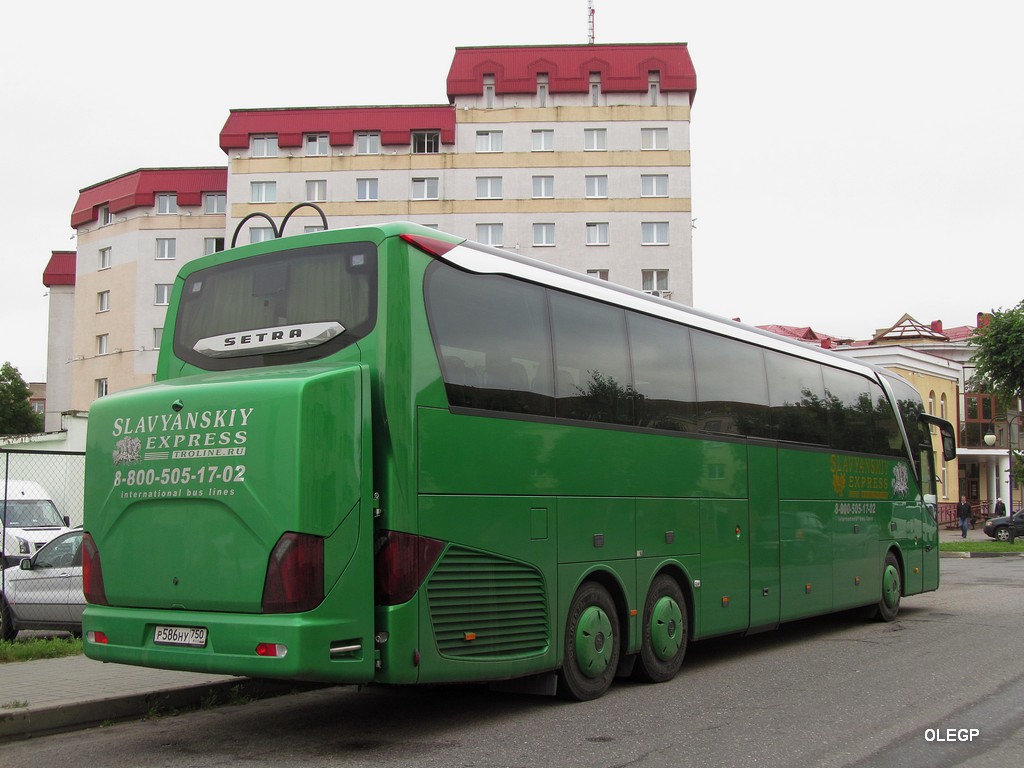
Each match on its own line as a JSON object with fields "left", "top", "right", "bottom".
{"left": 82, "top": 220, "right": 956, "bottom": 701}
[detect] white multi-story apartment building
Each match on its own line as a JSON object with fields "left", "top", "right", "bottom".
{"left": 223, "top": 43, "right": 696, "bottom": 300}
{"left": 64, "top": 168, "right": 228, "bottom": 414}
{"left": 58, "top": 43, "right": 697, "bottom": 415}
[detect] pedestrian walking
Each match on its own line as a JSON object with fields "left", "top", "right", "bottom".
{"left": 994, "top": 497, "right": 1006, "bottom": 517}
{"left": 957, "top": 495, "right": 972, "bottom": 539}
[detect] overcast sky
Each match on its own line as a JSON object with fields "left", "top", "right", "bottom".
{"left": 2, "top": 0, "right": 1021, "bottom": 382}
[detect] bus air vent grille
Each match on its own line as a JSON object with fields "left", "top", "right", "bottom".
{"left": 427, "top": 546, "right": 548, "bottom": 658}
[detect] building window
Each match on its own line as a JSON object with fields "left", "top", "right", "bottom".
{"left": 357, "top": 178, "right": 379, "bottom": 201}
{"left": 585, "top": 175, "right": 608, "bottom": 198}
{"left": 250, "top": 227, "right": 275, "bottom": 244}
{"left": 97, "top": 334, "right": 108, "bottom": 356}
{"left": 940, "top": 393, "right": 948, "bottom": 420}
{"left": 533, "top": 223, "right": 555, "bottom": 246}
{"left": 99, "top": 205, "right": 112, "bottom": 225}
{"left": 648, "top": 71, "right": 661, "bottom": 106}
{"left": 97, "top": 291, "right": 110, "bottom": 312}
{"left": 531, "top": 130, "right": 554, "bottom": 152}
{"left": 642, "top": 221, "right": 670, "bottom": 245}
{"left": 589, "top": 72, "right": 602, "bottom": 106}
{"left": 641, "top": 174, "right": 669, "bottom": 197}
{"left": 305, "top": 133, "right": 330, "bottom": 156}
{"left": 476, "top": 176, "right": 503, "bottom": 199}
{"left": 99, "top": 247, "right": 111, "bottom": 270}
{"left": 153, "top": 328, "right": 163, "bottom": 350}
{"left": 587, "top": 269, "right": 609, "bottom": 281}
{"left": 96, "top": 379, "right": 108, "bottom": 399}
{"left": 251, "top": 135, "right": 279, "bottom": 157}
{"left": 586, "top": 222, "right": 609, "bottom": 245}
{"left": 156, "top": 193, "right": 178, "bottom": 214}
{"left": 476, "top": 223, "right": 503, "bottom": 246}
{"left": 356, "top": 132, "right": 381, "bottom": 155}
{"left": 584, "top": 128, "right": 607, "bottom": 151}
{"left": 412, "top": 131, "right": 440, "bottom": 154}
{"left": 537, "top": 73, "right": 548, "bottom": 107}
{"left": 304, "top": 225, "right": 326, "bottom": 233}
{"left": 928, "top": 391, "right": 936, "bottom": 415}
{"left": 156, "top": 238, "right": 176, "bottom": 260}
{"left": 483, "top": 74, "right": 495, "bottom": 108}
{"left": 412, "top": 177, "right": 439, "bottom": 200}
{"left": 204, "top": 237, "right": 224, "bottom": 255}
{"left": 250, "top": 181, "right": 276, "bottom": 203}
{"left": 642, "top": 269, "right": 669, "bottom": 294}
{"left": 476, "top": 130, "right": 503, "bottom": 152}
{"left": 641, "top": 127, "right": 669, "bottom": 150}
{"left": 532, "top": 176, "right": 554, "bottom": 199}
{"left": 306, "top": 179, "right": 327, "bottom": 202}
{"left": 204, "top": 193, "right": 226, "bottom": 214}
{"left": 155, "top": 284, "right": 173, "bottom": 305}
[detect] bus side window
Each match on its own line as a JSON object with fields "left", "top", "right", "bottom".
{"left": 691, "top": 330, "right": 770, "bottom": 438}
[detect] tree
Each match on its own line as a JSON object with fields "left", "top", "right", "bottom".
{"left": 970, "top": 300, "right": 1024, "bottom": 402}
{"left": 970, "top": 302, "right": 1024, "bottom": 489}
{"left": 0, "top": 362, "right": 42, "bottom": 435}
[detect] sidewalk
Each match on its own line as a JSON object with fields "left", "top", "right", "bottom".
{"left": 0, "top": 653, "right": 254, "bottom": 741}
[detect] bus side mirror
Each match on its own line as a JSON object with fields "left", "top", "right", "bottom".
{"left": 920, "top": 414, "right": 957, "bottom": 462}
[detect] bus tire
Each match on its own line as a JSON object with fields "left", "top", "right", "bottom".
{"left": 877, "top": 551, "right": 902, "bottom": 622}
{"left": 557, "top": 582, "right": 620, "bottom": 701}
{"left": 633, "top": 574, "right": 688, "bottom": 683}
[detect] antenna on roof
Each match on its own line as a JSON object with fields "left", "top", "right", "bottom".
{"left": 587, "top": 0, "right": 595, "bottom": 44}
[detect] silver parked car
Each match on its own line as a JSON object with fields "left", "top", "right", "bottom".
{"left": 0, "top": 528, "right": 84, "bottom": 641}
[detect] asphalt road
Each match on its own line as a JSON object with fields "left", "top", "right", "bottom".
{"left": 6, "top": 557, "right": 1024, "bottom": 767}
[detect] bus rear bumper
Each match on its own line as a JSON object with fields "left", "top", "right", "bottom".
{"left": 83, "top": 605, "right": 375, "bottom": 684}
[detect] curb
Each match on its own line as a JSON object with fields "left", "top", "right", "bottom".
{"left": 940, "top": 551, "right": 1024, "bottom": 559}
{"left": 0, "top": 677, "right": 317, "bottom": 743}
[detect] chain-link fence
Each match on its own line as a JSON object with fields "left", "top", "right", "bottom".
{"left": 1, "top": 449, "right": 85, "bottom": 640}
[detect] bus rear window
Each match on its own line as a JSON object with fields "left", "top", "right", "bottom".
{"left": 173, "top": 242, "right": 377, "bottom": 370}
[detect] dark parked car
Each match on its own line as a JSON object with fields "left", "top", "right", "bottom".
{"left": 982, "top": 511, "right": 1024, "bottom": 542}
{"left": 0, "top": 528, "right": 83, "bottom": 641}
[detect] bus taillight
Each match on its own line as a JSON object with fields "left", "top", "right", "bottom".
{"left": 82, "top": 533, "right": 108, "bottom": 606}
{"left": 375, "top": 531, "right": 445, "bottom": 606}
{"left": 262, "top": 533, "right": 324, "bottom": 614}
{"left": 399, "top": 233, "right": 460, "bottom": 258}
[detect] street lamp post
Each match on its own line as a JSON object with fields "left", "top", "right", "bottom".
{"left": 985, "top": 412, "right": 1019, "bottom": 543}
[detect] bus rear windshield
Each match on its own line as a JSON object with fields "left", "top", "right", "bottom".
{"left": 173, "top": 242, "right": 377, "bottom": 370}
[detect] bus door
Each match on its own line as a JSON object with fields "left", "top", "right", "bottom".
{"left": 699, "top": 498, "right": 750, "bottom": 637}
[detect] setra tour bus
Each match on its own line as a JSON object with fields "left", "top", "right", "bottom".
{"left": 82, "top": 218, "right": 956, "bottom": 701}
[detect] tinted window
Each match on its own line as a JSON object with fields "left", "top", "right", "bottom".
{"left": 426, "top": 265, "right": 554, "bottom": 416}
{"left": 766, "top": 351, "right": 829, "bottom": 445}
{"left": 692, "top": 330, "right": 770, "bottom": 437}
{"left": 627, "top": 313, "right": 697, "bottom": 432}
{"left": 822, "top": 368, "right": 903, "bottom": 456}
{"left": 550, "top": 292, "right": 632, "bottom": 425}
{"left": 174, "top": 242, "right": 377, "bottom": 371}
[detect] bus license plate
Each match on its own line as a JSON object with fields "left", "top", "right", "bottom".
{"left": 154, "top": 625, "right": 208, "bottom": 648}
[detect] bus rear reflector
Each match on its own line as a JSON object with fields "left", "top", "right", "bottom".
{"left": 82, "top": 533, "right": 108, "bottom": 606}
{"left": 255, "top": 643, "right": 288, "bottom": 658}
{"left": 262, "top": 533, "right": 324, "bottom": 614}
{"left": 400, "top": 233, "right": 459, "bottom": 258}
{"left": 87, "top": 631, "right": 108, "bottom": 645}
{"left": 375, "top": 531, "right": 445, "bottom": 606}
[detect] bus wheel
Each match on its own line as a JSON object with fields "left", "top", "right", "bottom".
{"left": 633, "top": 575, "right": 688, "bottom": 683}
{"left": 557, "top": 582, "right": 620, "bottom": 701}
{"left": 877, "top": 551, "right": 902, "bottom": 622}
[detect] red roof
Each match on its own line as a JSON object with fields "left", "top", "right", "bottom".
{"left": 758, "top": 324, "right": 852, "bottom": 348}
{"left": 71, "top": 168, "right": 227, "bottom": 228}
{"left": 42, "top": 250, "right": 76, "bottom": 287}
{"left": 218, "top": 106, "right": 456, "bottom": 152}
{"left": 446, "top": 43, "right": 697, "bottom": 102}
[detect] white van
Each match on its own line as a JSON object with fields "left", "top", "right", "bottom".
{"left": 1, "top": 481, "right": 73, "bottom": 568}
